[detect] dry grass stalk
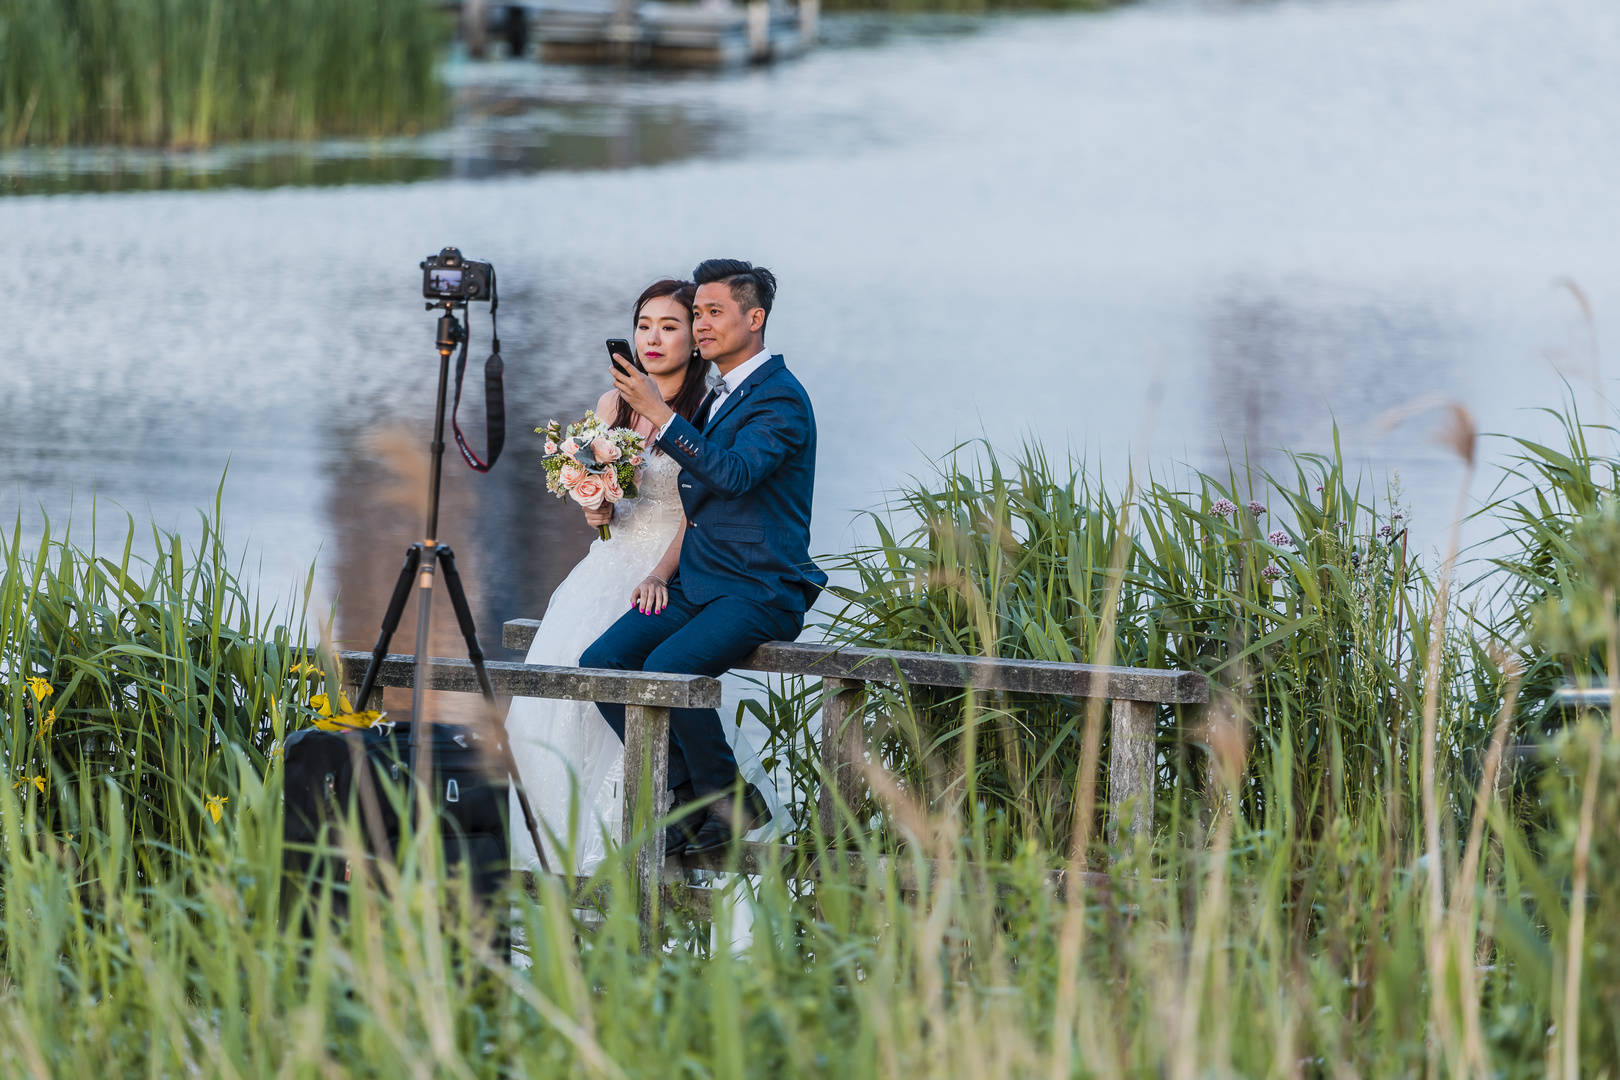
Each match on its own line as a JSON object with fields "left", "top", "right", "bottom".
{"left": 1559, "top": 725, "right": 1603, "bottom": 1080}
{"left": 1389, "top": 398, "right": 1476, "bottom": 1078}
{"left": 1450, "top": 650, "right": 1521, "bottom": 1078}
{"left": 1049, "top": 472, "right": 1138, "bottom": 1080}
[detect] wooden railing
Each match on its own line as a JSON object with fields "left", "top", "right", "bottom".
{"left": 333, "top": 622, "right": 1208, "bottom": 945}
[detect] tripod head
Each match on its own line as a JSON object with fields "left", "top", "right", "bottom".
{"left": 430, "top": 300, "right": 466, "bottom": 358}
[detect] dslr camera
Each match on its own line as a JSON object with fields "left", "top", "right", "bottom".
{"left": 421, "top": 247, "right": 494, "bottom": 303}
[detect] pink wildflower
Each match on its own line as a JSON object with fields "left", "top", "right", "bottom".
{"left": 1268, "top": 530, "right": 1292, "bottom": 547}
{"left": 1248, "top": 501, "right": 1266, "bottom": 516}
{"left": 1211, "top": 498, "right": 1237, "bottom": 516}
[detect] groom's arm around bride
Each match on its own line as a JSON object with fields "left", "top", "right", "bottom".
{"left": 579, "top": 259, "right": 827, "bottom": 853}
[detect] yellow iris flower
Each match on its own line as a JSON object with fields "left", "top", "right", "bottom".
{"left": 309, "top": 690, "right": 383, "bottom": 731}
{"left": 205, "top": 795, "right": 228, "bottom": 824}
{"left": 13, "top": 776, "right": 46, "bottom": 795}
{"left": 25, "top": 678, "right": 52, "bottom": 702}
{"left": 309, "top": 691, "right": 351, "bottom": 717}
{"left": 313, "top": 710, "right": 385, "bottom": 732}
{"left": 288, "top": 661, "right": 323, "bottom": 678}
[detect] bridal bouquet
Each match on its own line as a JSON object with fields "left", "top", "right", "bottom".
{"left": 537, "top": 410, "right": 645, "bottom": 540}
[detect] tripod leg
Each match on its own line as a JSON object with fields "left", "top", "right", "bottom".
{"left": 437, "top": 545, "right": 553, "bottom": 876}
{"left": 355, "top": 544, "right": 424, "bottom": 710}
{"left": 345, "top": 544, "right": 423, "bottom": 867}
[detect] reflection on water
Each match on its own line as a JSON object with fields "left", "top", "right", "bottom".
{"left": 0, "top": 82, "right": 727, "bottom": 197}
{"left": 2, "top": 1, "right": 1617, "bottom": 688}
{"left": 1206, "top": 286, "right": 1461, "bottom": 495}
{"left": 0, "top": 14, "right": 987, "bottom": 198}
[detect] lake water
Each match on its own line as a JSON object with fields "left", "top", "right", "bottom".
{"left": 2, "top": 0, "right": 1617, "bottom": 720}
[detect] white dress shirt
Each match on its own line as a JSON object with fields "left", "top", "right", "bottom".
{"left": 656, "top": 348, "right": 771, "bottom": 442}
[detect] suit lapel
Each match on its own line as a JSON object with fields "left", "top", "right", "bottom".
{"left": 702, "top": 355, "right": 783, "bottom": 434}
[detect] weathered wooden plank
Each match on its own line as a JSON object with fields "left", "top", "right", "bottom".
{"left": 335, "top": 649, "right": 720, "bottom": 709}
{"left": 621, "top": 704, "right": 670, "bottom": 952}
{"left": 818, "top": 678, "right": 866, "bottom": 839}
{"left": 740, "top": 642, "right": 1208, "bottom": 704}
{"left": 504, "top": 619, "right": 544, "bottom": 649}
{"left": 1108, "top": 699, "right": 1156, "bottom": 844}
{"left": 502, "top": 621, "right": 1206, "bottom": 703}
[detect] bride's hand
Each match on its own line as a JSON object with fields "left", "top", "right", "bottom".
{"left": 631, "top": 575, "right": 669, "bottom": 614}
{"left": 583, "top": 504, "right": 613, "bottom": 528}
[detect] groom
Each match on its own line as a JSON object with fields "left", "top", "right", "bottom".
{"left": 581, "top": 258, "right": 824, "bottom": 854}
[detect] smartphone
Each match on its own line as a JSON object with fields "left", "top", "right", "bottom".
{"left": 606, "top": 338, "right": 637, "bottom": 374}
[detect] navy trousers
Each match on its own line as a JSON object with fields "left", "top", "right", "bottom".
{"left": 579, "top": 582, "right": 803, "bottom": 795}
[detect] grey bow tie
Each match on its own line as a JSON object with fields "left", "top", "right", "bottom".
{"left": 706, "top": 374, "right": 728, "bottom": 394}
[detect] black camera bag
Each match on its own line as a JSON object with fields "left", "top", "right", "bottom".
{"left": 283, "top": 721, "right": 509, "bottom": 908}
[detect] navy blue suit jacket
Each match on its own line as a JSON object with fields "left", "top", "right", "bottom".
{"left": 656, "top": 354, "right": 825, "bottom": 613}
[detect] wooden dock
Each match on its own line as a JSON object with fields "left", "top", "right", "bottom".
{"left": 332, "top": 622, "right": 1205, "bottom": 948}
{"left": 453, "top": 0, "right": 817, "bottom": 67}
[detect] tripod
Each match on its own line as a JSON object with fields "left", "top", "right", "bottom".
{"left": 349, "top": 299, "right": 552, "bottom": 875}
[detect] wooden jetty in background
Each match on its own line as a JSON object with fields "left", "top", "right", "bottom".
{"left": 450, "top": 0, "right": 817, "bottom": 67}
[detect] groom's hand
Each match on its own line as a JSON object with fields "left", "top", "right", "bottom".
{"left": 610, "top": 356, "right": 675, "bottom": 429}
{"left": 583, "top": 504, "right": 612, "bottom": 528}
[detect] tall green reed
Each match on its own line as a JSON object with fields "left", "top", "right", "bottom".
{"left": 1, "top": 716, "right": 1613, "bottom": 1076}
{"left": 0, "top": 493, "right": 310, "bottom": 866}
{"left": 0, "top": 430, "right": 1616, "bottom": 1073}
{"left": 816, "top": 436, "right": 1476, "bottom": 864}
{"left": 0, "top": 0, "right": 446, "bottom": 147}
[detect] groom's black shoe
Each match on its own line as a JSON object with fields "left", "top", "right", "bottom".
{"left": 686, "top": 783, "right": 773, "bottom": 855}
{"left": 664, "top": 781, "right": 701, "bottom": 857}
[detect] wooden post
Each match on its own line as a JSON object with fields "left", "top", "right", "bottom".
{"left": 798, "top": 0, "right": 818, "bottom": 46}
{"left": 1108, "top": 699, "right": 1155, "bottom": 844}
{"left": 464, "top": 0, "right": 490, "bottom": 59}
{"left": 746, "top": 0, "right": 771, "bottom": 62}
{"left": 621, "top": 704, "right": 670, "bottom": 952}
{"left": 608, "top": 0, "right": 637, "bottom": 63}
{"left": 818, "top": 678, "right": 865, "bottom": 840}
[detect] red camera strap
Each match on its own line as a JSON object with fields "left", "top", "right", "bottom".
{"left": 450, "top": 301, "right": 505, "bottom": 473}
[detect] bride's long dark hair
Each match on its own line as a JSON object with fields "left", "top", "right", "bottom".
{"left": 612, "top": 278, "right": 709, "bottom": 434}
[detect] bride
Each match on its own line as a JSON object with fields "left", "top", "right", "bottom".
{"left": 507, "top": 278, "right": 769, "bottom": 873}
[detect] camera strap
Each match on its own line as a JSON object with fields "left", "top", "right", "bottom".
{"left": 450, "top": 281, "right": 505, "bottom": 473}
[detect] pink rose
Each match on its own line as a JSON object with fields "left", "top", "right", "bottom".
{"left": 570, "top": 475, "right": 606, "bottom": 510}
{"left": 603, "top": 470, "right": 624, "bottom": 503}
{"left": 591, "top": 437, "right": 622, "bottom": 463}
{"left": 629, "top": 455, "right": 643, "bottom": 467}
{"left": 544, "top": 440, "right": 558, "bottom": 455}
{"left": 559, "top": 438, "right": 579, "bottom": 456}
{"left": 559, "top": 463, "right": 584, "bottom": 488}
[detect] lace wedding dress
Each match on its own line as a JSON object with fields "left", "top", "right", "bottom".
{"left": 505, "top": 450, "right": 779, "bottom": 874}
{"left": 506, "top": 451, "right": 682, "bottom": 874}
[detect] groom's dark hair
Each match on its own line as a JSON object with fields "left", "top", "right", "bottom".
{"left": 693, "top": 259, "right": 777, "bottom": 331}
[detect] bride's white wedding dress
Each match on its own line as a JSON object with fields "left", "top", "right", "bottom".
{"left": 506, "top": 450, "right": 778, "bottom": 874}
{"left": 506, "top": 451, "right": 682, "bottom": 873}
